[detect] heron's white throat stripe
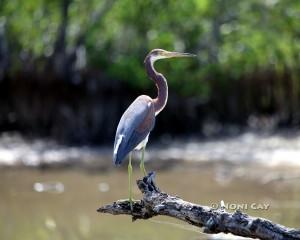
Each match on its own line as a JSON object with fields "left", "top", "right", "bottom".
{"left": 114, "top": 134, "right": 124, "bottom": 155}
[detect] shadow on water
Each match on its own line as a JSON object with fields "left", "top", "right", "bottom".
{"left": 0, "top": 164, "right": 299, "bottom": 240}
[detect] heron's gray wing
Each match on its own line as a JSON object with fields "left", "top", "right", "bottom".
{"left": 113, "top": 96, "right": 155, "bottom": 165}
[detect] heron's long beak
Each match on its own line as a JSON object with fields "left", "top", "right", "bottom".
{"left": 165, "top": 51, "right": 196, "bottom": 58}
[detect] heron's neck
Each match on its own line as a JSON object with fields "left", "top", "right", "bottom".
{"left": 145, "top": 56, "right": 168, "bottom": 115}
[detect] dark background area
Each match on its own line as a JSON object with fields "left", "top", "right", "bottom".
{"left": 0, "top": 0, "right": 300, "bottom": 144}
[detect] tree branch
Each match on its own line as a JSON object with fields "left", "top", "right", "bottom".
{"left": 98, "top": 172, "right": 300, "bottom": 240}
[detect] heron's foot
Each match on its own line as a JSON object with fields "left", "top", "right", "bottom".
{"left": 117, "top": 198, "right": 137, "bottom": 212}
{"left": 129, "top": 197, "right": 133, "bottom": 211}
{"left": 115, "top": 199, "right": 137, "bottom": 214}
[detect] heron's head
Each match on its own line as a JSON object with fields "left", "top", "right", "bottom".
{"left": 145, "top": 49, "right": 196, "bottom": 64}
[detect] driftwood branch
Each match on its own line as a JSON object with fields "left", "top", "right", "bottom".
{"left": 98, "top": 172, "right": 300, "bottom": 240}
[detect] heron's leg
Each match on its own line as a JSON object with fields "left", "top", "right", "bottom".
{"left": 128, "top": 152, "right": 133, "bottom": 211}
{"left": 140, "top": 145, "right": 147, "bottom": 176}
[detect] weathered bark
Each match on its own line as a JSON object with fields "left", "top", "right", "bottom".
{"left": 98, "top": 172, "right": 300, "bottom": 240}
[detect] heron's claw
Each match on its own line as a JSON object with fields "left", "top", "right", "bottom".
{"left": 128, "top": 197, "right": 133, "bottom": 212}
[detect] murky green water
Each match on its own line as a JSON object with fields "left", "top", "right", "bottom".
{"left": 0, "top": 165, "right": 299, "bottom": 240}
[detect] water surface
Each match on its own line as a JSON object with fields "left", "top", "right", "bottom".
{"left": 0, "top": 166, "right": 299, "bottom": 239}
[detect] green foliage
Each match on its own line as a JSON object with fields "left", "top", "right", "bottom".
{"left": 1, "top": 0, "right": 300, "bottom": 99}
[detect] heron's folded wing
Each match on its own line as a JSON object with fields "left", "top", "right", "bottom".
{"left": 113, "top": 97, "right": 155, "bottom": 165}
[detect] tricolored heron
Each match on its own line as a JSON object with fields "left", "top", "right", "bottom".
{"left": 113, "top": 49, "right": 196, "bottom": 209}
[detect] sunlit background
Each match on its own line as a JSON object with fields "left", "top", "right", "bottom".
{"left": 0, "top": 0, "right": 300, "bottom": 239}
